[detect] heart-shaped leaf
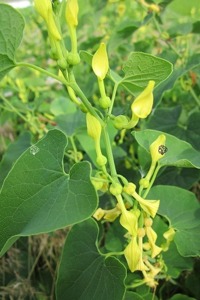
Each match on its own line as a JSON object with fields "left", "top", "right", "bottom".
{"left": 56, "top": 218, "right": 126, "bottom": 300}
{"left": 133, "top": 129, "right": 200, "bottom": 169}
{"left": 121, "top": 52, "right": 173, "bottom": 93}
{"left": 148, "top": 185, "right": 200, "bottom": 257}
{"left": 0, "top": 129, "right": 97, "bottom": 256}
{"left": 0, "top": 4, "right": 25, "bottom": 79}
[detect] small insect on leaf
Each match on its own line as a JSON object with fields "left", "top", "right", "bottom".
{"left": 158, "top": 145, "right": 168, "bottom": 155}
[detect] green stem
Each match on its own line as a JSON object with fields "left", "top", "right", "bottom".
{"left": 104, "top": 251, "right": 124, "bottom": 258}
{"left": 98, "top": 78, "right": 107, "bottom": 98}
{"left": 152, "top": 16, "right": 181, "bottom": 58}
{"left": 70, "top": 80, "right": 104, "bottom": 125}
{"left": 190, "top": 88, "right": 200, "bottom": 107}
{"left": 16, "top": 62, "right": 68, "bottom": 85}
{"left": 143, "top": 164, "right": 161, "bottom": 198}
{"left": 102, "top": 126, "right": 118, "bottom": 178}
{"left": 108, "top": 83, "right": 118, "bottom": 115}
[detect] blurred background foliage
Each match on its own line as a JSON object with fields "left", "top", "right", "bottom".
{"left": 0, "top": 0, "right": 200, "bottom": 299}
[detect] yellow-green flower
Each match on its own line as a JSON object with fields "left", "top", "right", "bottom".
{"left": 124, "top": 237, "right": 141, "bottom": 272}
{"left": 145, "top": 219, "right": 162, "bottom": 258}
{"left": 133, "top": 192, "right": 160, "bottom": 218}
{"left": 120, "top": 209, "right": 138, "bottom": 236}
{"left": 93, "top": 208, "right": 105, "bottom": 221}
{"left": 65, "top": 0, "right": 79, "bottom": 27}
{"left": 162, "top": 227, "right": 176, "bottom": 251}
{"left": 34, "top": 0, "right": 61, "bottom": 41}
{"left": 34, "top": 0, "right": 52, "bottom": 21}
{"left": 150, "top": 134, "right": 167, "bottom": 164}
{"left": 86, "top": 113, "right": 107, "bottom": 167}
{"left": 92, "top": 43, "right": 109, "bottom": 80}
{"left": 86, "top": 113, "right": 101, "bottom": 140}
{"left": 131, "top": 80, "right": 155, "bottom": 119}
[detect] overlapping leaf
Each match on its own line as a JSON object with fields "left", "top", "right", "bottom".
{"left": 0, "top": 130, "right": 97, "bottom": 256}
{"left": 56, "top": 218, "right": 126, "bottom": 300}
{"left": 148, "top": 185, "right": 200, "bottom": 257}
{"left": 134, "top": 129, "right": 200, "bottom": 169}
{"left": 0, "top": 4, "right": 25, "bottom": 80}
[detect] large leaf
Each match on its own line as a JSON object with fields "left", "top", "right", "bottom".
{"left": 147, "top": 107, "right": 200, "bottom": 151}
{"left": 148, "top": 185, "right": 200, "bottom": 257}
{"left": 133, "top": 129, "right": 200, "bottom": 169}
{"left": 121, "top": 52, "right": 173, "bottom": 94}
{"left": 56, "top": 218, "right": 126, "bottom": 300}
{"left": 0, "top": 131, "right": 31, "bottom": 188}
{"left": 0, "top": 4, "right": 25, "bottom": 79}
{"left": 0, "top": 129, "right": 97, "bottom": 256}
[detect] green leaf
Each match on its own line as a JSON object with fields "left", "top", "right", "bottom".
{"left": 121, "top": 52, "right": 173, "bottom": 92}
{"left": 0, "top": 54, "right": 15, "bottom": 80}
{"left": 154, "top": 54, "right": 200, "bottom": 105}
{"left": 56, "top": 218, "right": 126, "bottom": 300}
{"left": 133, "top": 129, "right": 200, "bottom": 169}
{"left": 147, "top": 107, "right": 200, "bottom": 151}
{"left": 50, "top": 97, "right": 76, "bottom": 116}
{"left": 162, "top": 242, "right": 193, "bottom": 278}
{"left": 0, "top": 131, "right": 31, "bottom": 188}
{"left": 0, "top": 4, "right": 25, "bottom": 79}
{"left": 0, "top": 129, "right": 97, "bottom": 256}
{"left": 124, "top": 291, "right": 143, "bottom": 300}
{"left": 55, "top": 110, "right": 85, "bottom": 136}
{"left": 169, "top": 294, "right": 196, "bottom": 300}
{"left": 148, "top": 185, "right": 200, "bottom": 256}
{"left": 166, "top": 0, "right": 200, "bottom": 20}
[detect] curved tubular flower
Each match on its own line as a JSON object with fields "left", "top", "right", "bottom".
{"left": 131, "top": 80, "right": 155, "bottom": 119}
{"left": 34, "top": 0, "right": 61, "bottom": 41}
{"left": 92, "top": 43, "right": 109, "bottom": 80}
{"left": 86, "top": 113, "right": 107, "bottom": 166}
{"left": 145, "top": 226, "right": 162, "bottom": 258}
{"left": 124, "top": 237, "right": 141, "bottom": 272}
{"left": 34, "top": 0, "right": 52, "bottom": 21}
{"left": 120, "top": 209, "right": 138, "bottom": 236}
{"left": 150, "top": 134, "right": 167, "bottom": 164}
{"left": 133, "top": 192, "right": 160, "bottom": 218}
{"left": 65, "top": 0, "right": 79, "bottom": 27}
{"left": 86, "top": 113, "right": 101, "bottom": 140}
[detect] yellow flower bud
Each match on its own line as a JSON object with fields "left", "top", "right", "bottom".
{"left": 124, "top": 237, "right": 141, "bottom": 272}
{"left": 131, "top": 80, "right": 155, "bottom": 119}
{"left": 34, "top": 0, "right": 52, "bottom": 21}
{"left": 109, "top": 183, "right": 123, "bottom": 196}
{"left": 123, "top": 182, "right": 136, "bottom": 195}
{"left": 99, "top": 96, "right": 111, "bottom": 109}
{"left": 47, "top": 14, "right": 62, "bottom": 41}
{"left": 139, "top": 178, "right": 150, "bottom": 189}
{"left": 65, "top": 0, "right": 79, "bottom": 27}
{"left": 34, "top": 0, "right": 61, "bottom": 41}
{"left": 92, "top": 43, "right": 109, "bottom": 80}
{"left": 113, "top": 115, "right": 130, "bottom": 130}
{"left": 86, "top": 113, "right": 101, "bottom": 140}
{"left": 150, "top": 134, "right": 167, "bottom": 164}
{"left": 96, "top": 154, "right": 107, "bottom": 167}
{"left": 149, "top": 4, "right": 160, "bottom": 13}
